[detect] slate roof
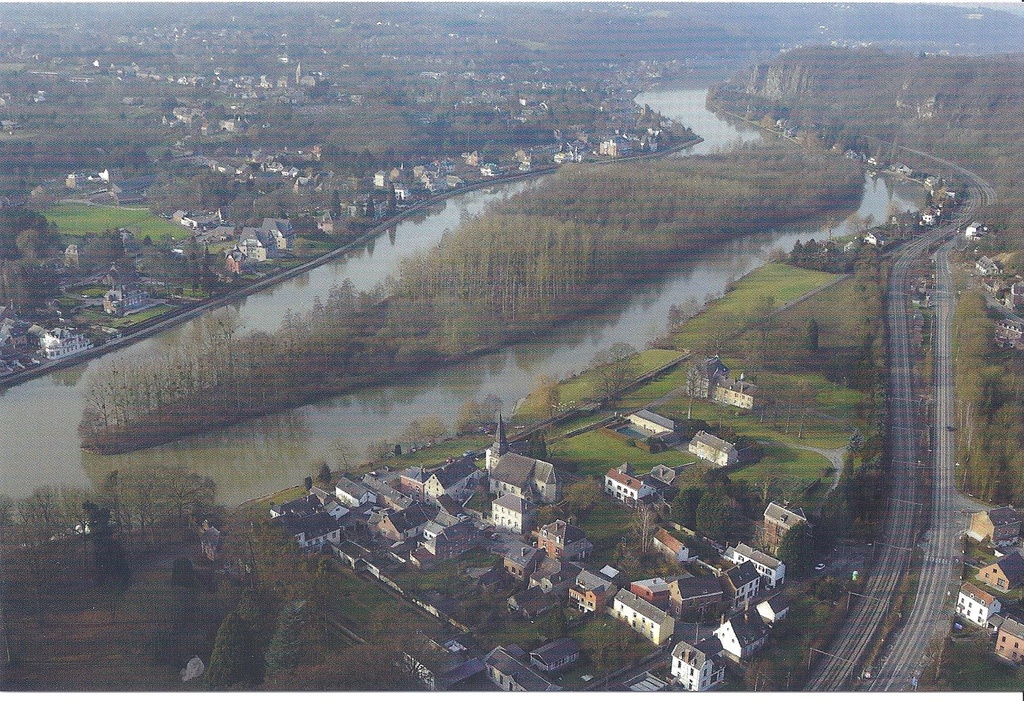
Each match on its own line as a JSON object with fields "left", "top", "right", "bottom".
{"left": 988, "top": 506, "right": 1021, "bottom": 527}
{"left": 491, "top": 452, "right": 542, "bottom": 488}
{"left": 1000, "top": 614, "right": 1024, "bottom": 640}
{"left": 386, "top": 503, "right": 437, "bottom": 534}
{"left": 671, "top": 574, "right": 724, "bottom": 601}
{"left": 672, "top": 637, "right": 723, "bottom": 669}
{"left": 431, "top": 458, "right": 479, "bottom": 489}
{"left": 539, "top": 519, "right": 589, "bottom": 546}
{"left": 335, "top": 475, "right": 370, "bottom": 500}
{"left": 574, "top": 567, "right": 615, "bottom": 593}
{"left": 723, "top": 562, "right": 760, "bottom": 594}
{"left": 690, "top": 430, "right": 736, "bottom": 454}
{"left": 492, "top": 493, "right": 533, "bottom": 514}
{"left": 725, "top": 542, "right": 782, "bottom": 570}
{"left": 695, "top": 355, "right": 730, "bottom": 380}
{"left": 993, "top": 551, "right": 1024, "bottom": 587}
{"left": 629, "top": 409, "right": 675, "bottom": 431}
{"left": 764, "top": 502, "right": 807, "bottom": 526}
{"left": 721, "top": 611, "right": 769, "bottom": 647}
{"left": 485, "top": 646, "right": 559, "bottom": 691}
{"left": 530, "top": 637, "right": 581, "bottom": 667}
{"left": 276, "top": 511, "right": 339, "bottom": 542}
{"left": 505, "top": 544, "right": 542, "bottom": 569}
{"left": 614, "top": 588, "right": 673, "bottom": 625}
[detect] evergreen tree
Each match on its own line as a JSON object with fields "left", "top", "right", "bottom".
{"left": 206, "top": 612, "right": 256, "bottom": 689}
{"left": 805, "top": 319, "right": 820, "bottom": 351}
{"left": 316, "top": 461, "right": 333, "bottom": 487}
{"left": 778, "top": 521, "right": 813, "bottom": 575}
{"left": 171, "top": 557, "right": 198, "bottom": 588}
{"left": 695, "top": 484, "right": 730, "bottom": 543}
{"left": 264, "top": 600, "right": 307, "bottom": 677}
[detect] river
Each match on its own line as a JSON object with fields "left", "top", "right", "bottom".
{"left": 0, "top": 88, "right": 924, "bottom": 505}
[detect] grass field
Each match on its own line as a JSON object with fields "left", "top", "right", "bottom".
{"left": 515, "top": 348, "right": 684, "bottom": 420}
{"left": 550, "top": 430, "right": 685, "bottom": 478}
{"left": 671, "top": 263, "right": 838, "bottom": 351}
{"left": 43, "top": 203, "right": 189, "bottom": 241}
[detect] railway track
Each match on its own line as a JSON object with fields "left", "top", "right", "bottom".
{"left": 806, "top": 154, "right": 994, "bottom": 690}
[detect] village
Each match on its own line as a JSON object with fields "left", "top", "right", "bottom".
{"left": 195, "top": 348, "right": 1024, "bottom": 691}
{"left": 0, "top": 92, "right": 691, "bottom": 382}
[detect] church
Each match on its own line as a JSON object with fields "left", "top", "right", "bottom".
{"left": 485, "top": 415, "right": 560, "bottom": 505}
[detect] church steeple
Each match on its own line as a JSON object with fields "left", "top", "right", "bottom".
{"left": 493, "top": 413, "right": 508, "bottom": 456}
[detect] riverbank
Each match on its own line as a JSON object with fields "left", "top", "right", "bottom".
{"left": 79, "top": 145, "right": 860, "bottom": 455}
{"left": 1, "top": 134, "right": 705, "bottom": 395}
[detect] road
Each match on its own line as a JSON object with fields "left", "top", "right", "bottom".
{"left": 865, "top": 154, "right": 996, "bottom": 691}
{"left": 806, "top": 150, "right": 994, "bottom": 690}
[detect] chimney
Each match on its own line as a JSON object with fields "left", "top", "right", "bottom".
{"left": 720, "top": 613, "right": 726, "bottom": 627}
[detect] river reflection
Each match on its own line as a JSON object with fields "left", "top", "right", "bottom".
{"left": 2, "top": 88, "right": 924, "bottom": 505}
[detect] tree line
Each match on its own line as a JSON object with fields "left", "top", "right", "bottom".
{"left": 79, "top": 143, "right": 862, "bottom": 453}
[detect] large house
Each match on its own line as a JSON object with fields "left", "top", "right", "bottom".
{"left": 686, "top": 356, "right": 758, "bottom": 409}
{"left": 724, "top": 542, "right": 786, "bottom": 589}
{"left": 274, "top": 511, "right": 343, "bottom": 553}
{"left": 604, "top": 465, "right": 656, "bottom": 507}
{"left": 763, "top": 502, "right": 807, "bottom": 553}
{"left": 536, "top": 519, "right": 593, "bottom": 561}
{"left": 670, "top": 638, "right": 726, "bottom": 692}
{"left": 103, "top": 282, "right": 150, "bottom": 316}
{"left": 967, "top": 506, "right": 1021, "bottom": 546}
{"left": 957, "top": 582, "right": 1002, "bottom": 628}
{"left": 38, "top": 327, "right": 93, "bottom": 360}
{"left": 976, "top": 551, "right": 1024, "bottom": 593}
{"left": 611, "top": 589, "right": 675, "bottom": 645}
{"left": 688, "top": 430, "right": 738, "bottom": 467}
{"left": 630, "top": 577, "right": 673, "bottom": 607}
{"left": 714, "top": 610, "right": 770, "bottom": 659}
{"left": 490, "top": 494, "right": 535, "bottom": 535}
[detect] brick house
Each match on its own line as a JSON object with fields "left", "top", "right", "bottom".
{"left": 536, "top": 519, "right": 593, "bottom": 561}
{"left": 995, "top": 615, "right": 1024, "bottom": 664}
{"left": 762, "top": 502, "right": 807, "bottom": 554}
{"left": 967, "top": 506, "right": 1021, "bottom": 547}
{"left": 976, "top": 551, "right": 1024, "bottom": 593}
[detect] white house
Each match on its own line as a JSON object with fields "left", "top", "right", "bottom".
{"left": 611, "top": 589, "right": 675, "bottom": 645}
{"left": 864, "top": 231, "right": 889, "bottom": 248}
{"left": 490, "top": 494, "right": 535, "bottom": 535}
{"left": 335, "top": 475, "right": 377, "bottom": 508}
{"left": 964, "top": 222, "right": 987, "bottom": 240}
{"left": 688, "top": 430, "right": 738, "bottom": 467}
{"left": 604, "top": 465, "right": 656, "bottom": 506}
{"left": 670, "top": 638, "right": 725, "bottom": 691}
{"left": 714, "top": 611, "right": 770, "bottom": 659}
{"left": 423, "top": 459, "right": 478, "bottom": 505}
{"left": 652, "top": 528, "right": 690, "bottom": 562}
{"left": 957, "top": 582, "right": 1002, "bottom": 629}
{"left": 38, "top": 328, "right": 93, "bottom": 360}
{"left": 723, "top": 542, "right": 786, "bottom": 589}
{"left": 976, "top": 256, "right": 1002, "bottom": 276}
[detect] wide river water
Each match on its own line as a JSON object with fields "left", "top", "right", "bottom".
{"left": 0, "top": 88, "right": 923, "bottom": 505}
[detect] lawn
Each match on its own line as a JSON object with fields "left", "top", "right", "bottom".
{"left": 550, "top": 430, "right": 683, "bottom": 478}
{"left": 43, "top": 203, "right": 188, "bottom": 241}
{"left": 671, "top": 263, "right": 838, "bottom": 351}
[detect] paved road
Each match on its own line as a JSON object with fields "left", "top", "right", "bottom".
{"left": 865, "top": 154, "right": 996, "bottom": 692}
{"left": 806, "top": 151, "right": 994, "bottom": 690}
